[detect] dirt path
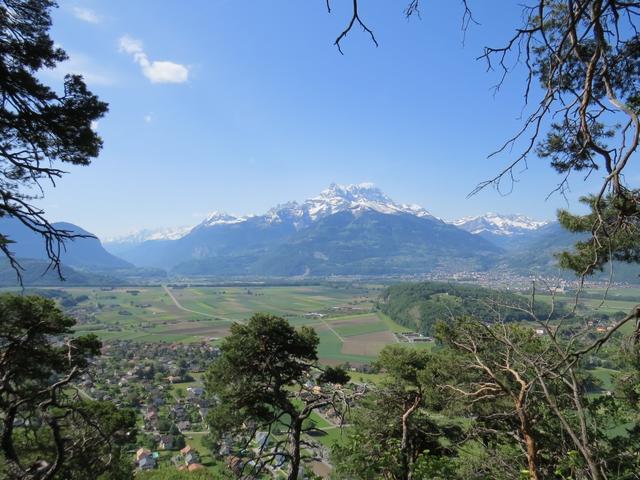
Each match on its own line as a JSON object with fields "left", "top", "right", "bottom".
{"left": 320, "top": 318, "right": 345, "bottom": 342}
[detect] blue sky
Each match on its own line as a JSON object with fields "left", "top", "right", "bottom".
{"left": 38, "top": 1, "right": 627, "bottom": 238}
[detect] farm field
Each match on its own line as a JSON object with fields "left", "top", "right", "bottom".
{"left": 24, "top": 284, "right": 414, "bottom": 365}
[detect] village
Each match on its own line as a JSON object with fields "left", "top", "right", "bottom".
{"left": 74, "top": 341, "right": 219, "bottom": 474}
{"left": 75, "top": 339, "right": 362, "bottom": 478}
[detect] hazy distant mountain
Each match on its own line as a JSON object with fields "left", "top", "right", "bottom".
{"left": 104, "top": 184, "right": 637, "bottom": 280}
{"left": 88, "top": 185, "right": 638, "bottom": 282}
{"left": 452, "top": 213, "right": 550, "bottom": 249}
{"left": 103, "top": 225, "right": 194, "bottom": 254}
{"left": 0, "top": 258, "right": 124, "bottom": 286}
{"left": 119, "top": 183, "right": 501, "bottom": 276}
{"left": 499, "top": 221, "right": 636, "bottom": 282}
{"left": 451, "top": 216, "right": 638, "bottom": 282}
{"left": 453, "top": 212, "right": 548, "bottom": 236}
{"left": 0, "top": 217, "right": 132, "bottom": 271}
{"left": 2, "top": 188, "right": 627, "bottom": 282}
{"left": 499, "top": 221, "right": 584, "bottom": 273}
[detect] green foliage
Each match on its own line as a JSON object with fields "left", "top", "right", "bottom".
{"left": 0, "top": 293, "right": 135, "bottom": 479}
{"left": 524, "top": 0, "right": 640, "bottom": 283}
{"left": 0, "top": 293, "right": 101, "bottom": 395}
{"left": 205, "top": 313, "right": 322, "bottom": 479}
{"left": 205, "top": 313, "right": 318, "bottom": 441}
{"left": 137, "top": 468, "right": 229, "bottom": 480}
{"left": 0, "top": 0, "right": 108, "bottom": 271}
{"left": 378, "top": 281, "right": 562, "bottom": 334}
{"left": 411, "top": 451, "right": 458, "bottom": 480}
{"left": 54, "top": 401, "right": 137, "bottom": 480}
{"left": 332, "top": 345, "right": 462, "bottom": 479}
{"left": 318, "top": 365, "right": 350, "bottom": 385}
{"left": 173, "top": 435, "right": 187, "bottom": 450}
{"left": 157, "top": 418, "right": 172, "bottom": 433}
{"left": 557, "top": 193, "right": 640, "bottom": 277}
{"left": 334, "top": 314, "right": 640, "bottom": 479}
{"left": 375, "top": 344, "right": 430, "bottom": 384}
{"left": 332, "top": 434, "right": 406, "bottom": 479}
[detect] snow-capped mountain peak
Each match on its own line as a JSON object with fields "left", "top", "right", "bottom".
{"left": 200, "top": 211, "right": 247, "bottom": 227}
{"left": 452, "top": 213, "right": 549, "bottom": 236}
{"left": 146, "top": 183, "right": 435, "bottom": 238}
{"left": 304, "top": 183, "right": 434, "bottom": 220}
{"left": 104, "top": 225, "right": 194, "bottom": 244}
{"left": 319, "top": 182, "right": 389, "bottom": 203}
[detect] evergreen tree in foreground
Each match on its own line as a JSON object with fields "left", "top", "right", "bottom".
{"left": 0, "top": 0, "right": 108, "bottom": 279}
{"left": 205, "top": 313, "right": 357, "bottom": 480}
{"left": 0, "top": 294, "right": 136, "bottom": 479}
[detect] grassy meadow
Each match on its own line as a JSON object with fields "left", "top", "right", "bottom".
{"left": 32, "top": 284, "right": 413, "bottom": 365}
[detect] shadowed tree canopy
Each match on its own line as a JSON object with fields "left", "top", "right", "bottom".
{"left": 0, "top": 294, "right": 136, "bottom": 479}
{"left": 0, "top": 0, "right": 108, "bottom": 280}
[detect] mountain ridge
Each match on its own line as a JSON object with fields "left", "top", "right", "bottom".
{"left": 452, "top": 212, "right": 550, "bottom": 236}
{"left": 0, "top": 217, "right": 132, "bottom": 271}
{"left": 0, "top": 183, "right": 614, "bottom": 281}
{"left": 105, "top": 187, "right": 549, "bottom": 248}
{"left": 110, "top": 183, "right": 502, "bottom": 276}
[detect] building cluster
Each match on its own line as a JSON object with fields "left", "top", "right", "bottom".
{"left": 72, "top": 340, "right": 221, "bottom": 473}
{"left": 396, "top": 332, "right": 433, "bottom": 343}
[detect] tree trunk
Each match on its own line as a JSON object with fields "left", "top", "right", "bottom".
{"left": 400, "top": 394, "right": 421, "bottom": 480}
{"left": 288, "top": 417, "right": 303, "bottom": 480}
{"left": 1, "top": 404, "right": 25, "bottom": 479}
{"left": 517, "top": 409, "right": 539, "bottom": 480}
{"left": 1, "top": 404, "right": 19, "bottom": 464}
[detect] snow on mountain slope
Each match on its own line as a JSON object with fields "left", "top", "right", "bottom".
{"left": 303, "top": 183, "right": 435, "bottom": 220}
{"left": 200, "top": 211, "right": 250, "bottom": 227}
{"left": 104, "top": 225, "right": 194, "bottom": 245}
{"left": 112, "top": 186, "right": 544, "bottom": 250}
{"left": 106, "top": 212, "right": 250, "bottom": 246}
{"left": 188, "top": 183, "right": 437, "bottom": 230}
{"left": 452, "top": 213, "right": 549, "bottom": 236}
{"left": 108, "top": 184, "right": 510, "bottom": 274}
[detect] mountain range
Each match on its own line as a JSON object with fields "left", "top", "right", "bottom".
{"left": 452, "top": 213, "right": 550, "bottom": 249}
{"left": 0, "top": 183, "right": 602, "bottom": 284}
{"left": 103, "top": 183, "right": 565, "bottom": 277}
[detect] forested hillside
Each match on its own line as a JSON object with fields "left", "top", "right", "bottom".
{"left": 378, "top": 281, "right": 564, "bottom": 334}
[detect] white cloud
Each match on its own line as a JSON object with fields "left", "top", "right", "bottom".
{"left": 119, "top": 35, "right": 143, "bottom": 56}
{"left": 144, "top": 114, "right": 153, "bottom": 123}
{"left": 119, "top": 35, "right": 189, "bottom": 84}
{"left": 143, "top": 61, "right": 189, "bottom": 84}
{"left": 90, "top": 120, "right": 99, "bottom": 131}
{"left": 72, "top": 7, "right": 100, "bottom": 24}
